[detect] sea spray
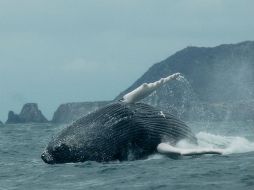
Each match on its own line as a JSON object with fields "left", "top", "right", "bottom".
{"left": 176, "top": 132, "right": 254, "bottom": 155}
{"left": 122, "top": 73, "right": 181, "bottom": 103}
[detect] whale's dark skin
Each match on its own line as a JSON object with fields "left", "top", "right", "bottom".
{"left": 41, "top": 102, "right": 197, "bottom": 164}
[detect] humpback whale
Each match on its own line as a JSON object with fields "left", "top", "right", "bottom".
{"left": 41, "top": 73, "right": 222, "bottom": 164}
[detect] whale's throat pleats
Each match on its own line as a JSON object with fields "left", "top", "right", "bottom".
{"left": 47, "top": 102, "right": 197, "bottom": 163}
{"left": 68, "top": 102, "right": 197, "bottom": 161}
{"left": 129, "top": 103, "right": 197, "bottom": 155}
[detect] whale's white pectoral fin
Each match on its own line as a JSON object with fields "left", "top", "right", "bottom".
{"left": 122, "top": 73, "right": 181, "bottom": 103}
{"left": 157, "top": 143, "right": 223, "bottom": 157}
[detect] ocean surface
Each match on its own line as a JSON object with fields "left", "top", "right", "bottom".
{"left": 1, "top": 121, "right": 254, "bottom": 190}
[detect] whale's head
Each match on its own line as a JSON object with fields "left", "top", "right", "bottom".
{"left": 41, "top": 137, "right": 94, "bottom": 164}
{"left": 41, "top": 142, "right": 77, "bottom": 164}
{"left": 41, "top": 126, "right": 92, "bottom": 164}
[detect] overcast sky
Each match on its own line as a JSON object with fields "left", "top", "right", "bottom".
{"left": 0, "top": 0, "right": 253, "bottom": 121}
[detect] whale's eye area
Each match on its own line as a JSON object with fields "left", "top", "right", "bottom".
{"left": 52, "top": 143, "right": 72, "bottom": 163}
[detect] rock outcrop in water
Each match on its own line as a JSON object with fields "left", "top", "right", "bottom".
{"left": 6, "top": 103, "right": 48, "bottom": 124}
{"left": 116, "top": 41, "right": 254, "bottom": 121}
{"left": 52, "top": 101, "right": 110, "bottom": 124}
{"left": 6, "top": 111, "right": 23, "bottom": 124}
{"left": 0, "top": 120, "right": 3, "bottom": 125}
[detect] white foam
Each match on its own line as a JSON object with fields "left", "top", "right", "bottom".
{"left": 176, "top": 132, "right": 254, "bottom": 155}
{"left": 122, "top": 73, "right": 182, "bottom": 103}
{"left": 146, "top": 154, "right": 166, "bottom": 160}
{"left": 157, "top": 142, "right": 223, "bottom": 156}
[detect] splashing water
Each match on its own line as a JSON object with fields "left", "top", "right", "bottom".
{"left": 175, "top": 74, "right": 186, "bottom": 83}
{"left": 176, "top": 132, "right": 254, "bottom": 155}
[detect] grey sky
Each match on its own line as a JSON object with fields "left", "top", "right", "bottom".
{"left": 0, "top": 0, "right": 253, "bottom": 121}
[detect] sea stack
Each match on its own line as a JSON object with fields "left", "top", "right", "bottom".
{"left": 6, "top": 103, "right": 48, "bottom": 124}
{"left": 6, "top": 111, "right": 22, "bottom": 123}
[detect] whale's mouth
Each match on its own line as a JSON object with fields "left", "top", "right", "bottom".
{"left": 41, "top": 151, "right": 55, "bottom": 164}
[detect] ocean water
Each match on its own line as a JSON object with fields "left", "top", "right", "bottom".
{"left": 1, "top": 121, "right": 254, "bottom": 190}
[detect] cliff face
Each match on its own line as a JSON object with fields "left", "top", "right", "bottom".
{"left": 116, "top": 41, "right": 254, "bottom": 121}
{"left": 52, "top": 101, "right": 110, "bottom": 124}
{"left": 6, "top": 103, "right": 48, "bottom": 124}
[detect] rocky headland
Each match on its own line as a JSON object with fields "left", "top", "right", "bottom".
{"left": 50, "top": 41, "right": 254, "bottom": 123}
{"left": 51, "top": 101, "right": 110, "bottom": 124}
{"left": 6, "top": 103, "right": 48, "bottom": 124}
{"left": 116, "top": 41, "right": 254, "bottom": 121}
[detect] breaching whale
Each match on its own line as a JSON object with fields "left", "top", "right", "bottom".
{"left": 41, "top": 73, "right": 222, "bottom": 164}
